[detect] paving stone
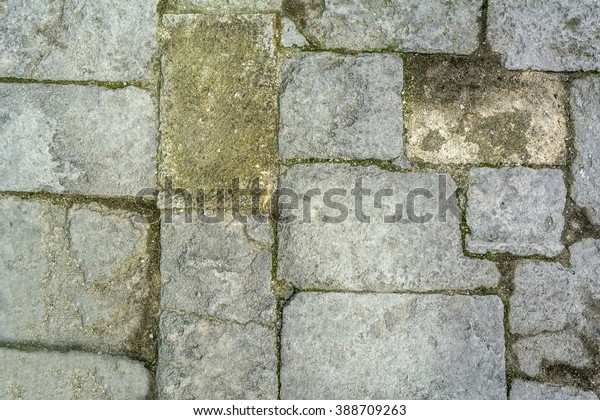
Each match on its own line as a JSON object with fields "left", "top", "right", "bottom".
{"left": 160, "top": 14, "right": 278, "bottom": 199}
{"left": 513, "top": 332, "right": 592, "bottom": 377}
{"left": 0, "top": 83, "right": 157, "bottom": 196}
{"left": 283, "top": 0, "right": 482, "bottom": 54}
{"left": 280, "top": 18, "right": 308, "bottom": 47}
{"left": 571, "top": 76, "right": 600, "bottom": 225}
{"left": 0, "top": 0, "right": 158, "bottom": 81}
{"left": 160, "top": 213, "right": 276, "bottom": 324}
{"left": 466, "top": 167, "right": 566, "bottom": 257}
{"left": 510, "top": 239, "right": 600, "bottom": 376}
{"left": 0, "top": 348, "right": 150, "bottom": 400}
{"left": 488, "top": 0, "right": 600, "bottom": 71}
{"left": 163, "top": 0, "right": 281, "bottom": 13}
{"left": 510, "top": 379, "right": 598, "bottom": 400}
{"left": 157, "top": 311, "right": 277, "bottom": 399}
{"left": 404, "top": 55, "right": 567, "bottom": 165}
{"left": 0, "top": 197, "right": 158, "bottom": 362}
{"left": 278, "top": 164, "right": 499, "bottom": 291}
{"left": 281, "top": 293, "right": 506, "bottom": 399}
{"left": 279, "top": 53, "right": 403, "bottom": 160}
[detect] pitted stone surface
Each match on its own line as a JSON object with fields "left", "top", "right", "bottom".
{"left": 160, "top": 14, "right": 277, "bottom": 197}
{"left": 510, "top": 379, "right": 598, "bottom": 400}
{"left": 0, "top": 83, "right": 157, "bottom": 196}
{"left": 0, "top": 0, "right": 158, "bottom": 81}
{"left": 404, "top": 56, "right": 568, "bottom": 165}
{"left": 281, "top": 293, "right": 506, "bottom": 399}
{"left": 0, "top": 348, "right": 150, "bottom": 400}
{"left": 571, "top": 76, "right": 600, "bottom": 225}
{"left": 283, "top": 0, "right": 482, "bottom": 54}
{"left": 488, "top": 0, "right": 600, "bottom": 71}
{"left": 0, "top": 197, "right": 157, "bottom": 361}
{"left": 157, "top": 311, "right": 277, "bottom": 400}
{"left": 466, "top": 167, "right": 566, "bottom": 257}
{"left": 277, "top": 164, "right": 499, "bottom": 291}
{"left": 280, "top": 18, "right": 308, "bottom": 47}
{"left": 163, "top": 0, "right": 282, "bottom": 13}
{"left": 160, "top": 214, "right": 276, "bottom": 324}
{"left": 510, "top": 239, "right": 600, "bottom": 376}
{"left": 279, "top": 53, "right": 403, "bottom": 160}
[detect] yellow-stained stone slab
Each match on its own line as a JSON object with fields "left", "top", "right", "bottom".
{"left": 404, "top": 55, "right": 568, "bottom": 165}
{"left": 159, "top": 14, "right": 278, "bottom": 203}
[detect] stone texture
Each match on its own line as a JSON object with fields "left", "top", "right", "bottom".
{"left": 571, "top": 76, "right": 600, "bottom": 225}
{"left": 510, "top": 379, "right": 598, "bottom": 400}
{"left": 466, "top": 167, "right": 566, "bottom": 257}
{"left": 0, "top": 348, "right": 150, "bottom": 400}
{"left": 157, "top": 311, "right": 277, "bottom": 399}
{"left": 404, "top": 55, "right": 568, "bottom": 165}
{"left": 488, "top": 0, "right": 600, "bottom": 71}
{"left": 281, "top": 293, "right": 506, "bottom": 399}
{"left": 0, "top": 83, "right": 157, "bottom": 196}
{"left": 0, "top": 197, "right": 158, "bottom": 362}
{"left": 160, "top": 213, "right": 276, "bottom": 324}
{"left": 510, "top": 239, "right": 600, "bottom": 376}
{"left": 283, "top": 0, "right": 482, "bottom": 54}
{"left": 160, "top": 14, "right": 277, "bottom": 199}
{"left": 513, "top": 332, "right": 592, "bottom": 377}
{"left": 280, "top": 17, "right": 308, "bottom": 47}
{"left": 163, "top": 0, "right": 281, "bottom": 13}
{"left": 279, "top": 53, "right": 403, "bottom": 160}
{"left": 278, "top": 164, "right": 499, "bottom": 291}
{"left": 0, "top": 0, "right": 158, "bottom": 81}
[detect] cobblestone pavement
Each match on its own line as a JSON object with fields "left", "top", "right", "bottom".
{"left": 1, "top": 0, "right": 599, "bottom": 400}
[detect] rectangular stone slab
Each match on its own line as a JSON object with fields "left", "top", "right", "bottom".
{"left": 277, "top": 164, "right": 499, "bottom": 291}
{"left": 280, "top": 293, "right": 506, "bottom": 399}
{"left": 159, "top": 14, "right": 278, "bottom": 201}
{"left": 0, "top": 83, "right": 157, "bottom": 196}
{"left": 0, "top": 348, "right": 150, "bottom": 400}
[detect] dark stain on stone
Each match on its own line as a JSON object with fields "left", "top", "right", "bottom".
{"left": 421, "top": 130, "right": 447, "bottom": 152}
{"left": 282, "top": 0, "right": 325, "bottom": 28}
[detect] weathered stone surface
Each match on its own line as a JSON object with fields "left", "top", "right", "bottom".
{"left": 0, "top": 83, "right": 157, "bottom": 196}
{"left": 513, "top": 332, "right": 592, "bottom": 377}
{"left": 466, "top": 167, "right": 566, "bottom": 257}
{"left": 163, "top": 0, "right": 281, "bottom": 13}
{"left": 510, "top": 239, "right": 600, "bottom": 376}
{"left": 160, "top": 213, "right": 276, "bottom": 324}
{"left": 283, "top": 0, "right": 482, "bottom": 54}
{"left": 0, "top": 197, "right": 158, "bottom": 361}
{"left": 278, "top": 164, "right": 499, "bottom": 291}
{"left": 157, "top": 311, "right": 277, "bottom": 399}
{"left": 279, "top": 53, "right": 403, "bottom": 160}
{"left": 404, "top": 55, "right": 567, "bottom": 165}
{"left": 160, "top": 14, "right": 277, "bottom": 198}
{"left": 281, "top": 293, "right": 506, "bottom": 399}
{"left": 0, "top": 0, "right": 158, "bottom": 81}
{"left": 0, "top": 348, "right": 150, "bottom": 400}
{"left": 280, "top": 18, "right": 308, "bottom": 47}
{"left": 510, "top": 379, "right": 598, "bottom": 400}
{"left": 488, "top": 0, "right": 600, "bottom": 71}
{"left": 571, "top": 76, "right": 600, "bottom": 225}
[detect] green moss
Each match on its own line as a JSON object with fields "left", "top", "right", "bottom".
{"left": 159, "top": 14, "right": 278, "bottom": 204}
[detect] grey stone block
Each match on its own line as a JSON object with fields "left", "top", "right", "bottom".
{"left": 277, "top": 164, "right": 500, "bottom": 291}
{"left": 160, "top": 213, "right": 276, "bottom": 324}
{"left": 488, "top": 0, "right": 600, "bottom": 71}
{"left": 510, "top": 379, "right": 598, "bottom": 400}
{"left": 163, "top": 0, "right": 281, "bottom": 13}
{"left": 0, "top": 348, "right": 150, "bottom": 400}
{"left": 283, "top": 0, "right": 482, "bottom": 54}
{"left": 279, "top": 53, "right": 403, "bottom": 160}
{"left": 0, "top": 197, "right": 158, "bottom": 361}
{"left": 466, "top": 167, "right": 566, "bottom": 257}
{"left": 0, "top": 83, "right": 157, "bottom": 196}
{"left": 280, "top": 18, "right": 308, "bottom": 47}
{"left": 0, "top": 0, "right": 158, "bottom": 81}
{"left": 571, "top": 76, "right": 600, "bottom": 225}
{"left": 281, "top": 293, "right": 506, "bottom": 399}
{"left": 157, "top": 311, "right": 277, "bottom": 400}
